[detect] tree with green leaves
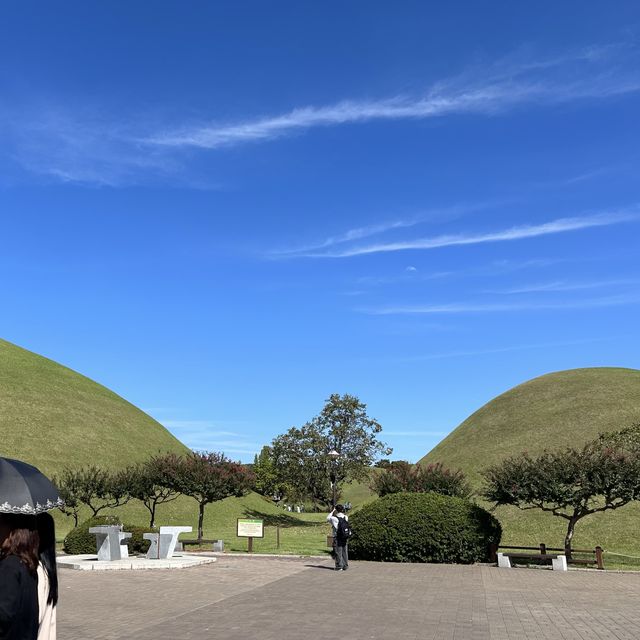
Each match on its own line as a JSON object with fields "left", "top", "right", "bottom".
{"left": 271, "top": 393, "right": 391, "bottom": 507}
{"left": 252, "top": 446, "right": 288, "bottom": 501}
{"left": 127, "top": 457, "right": 181, "bottom": 528}
{"left": 52, "top": 471, "right": 82, "bottom": 526}
{"left": 483, "top": 426, "right": 640, "bottom": 554}
{"left": 157, "top": 452, "right": 254, "bottom": 542}
{"left": 55, "top": 466, "right": 132, "bottom": 518}
{"left": 371, "top": 461, "right": 471, "bottom": 499}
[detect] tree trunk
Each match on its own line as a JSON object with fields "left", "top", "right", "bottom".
{"left": 198, "top": 503, "right": 205, "bottom": 543}
{"left": 144, "top": 501, "right": 156, "bottom": 529}
{"left": 564, "top": 516, "right": 579, "bottom": 559}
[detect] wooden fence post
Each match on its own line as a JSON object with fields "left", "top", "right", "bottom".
{"left": 595, "top": 546, "right": 604, "bottom": 570}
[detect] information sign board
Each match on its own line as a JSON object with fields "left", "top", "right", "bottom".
{"left": 237, "top": 518, "right": 264, "bottom": 538}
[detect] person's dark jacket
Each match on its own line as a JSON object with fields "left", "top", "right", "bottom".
{"left": 0, "top": 555, "right": 38, "bottom": 640}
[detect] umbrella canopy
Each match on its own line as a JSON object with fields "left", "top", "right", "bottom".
{"left": 0, "top": 457, "right": 64, "bottom": 514}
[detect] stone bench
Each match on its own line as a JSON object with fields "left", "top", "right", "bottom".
{"left": 89, "top": 526, "right": 132, "bottom": 561}
{"left": 144, "top": 526, "right": 192, "bottom": 559}
{"left": 180, "top": 538, "right": 223, "bottom": 551}
{"left": 498, "top": 551, "right": 567, "bottom": 571}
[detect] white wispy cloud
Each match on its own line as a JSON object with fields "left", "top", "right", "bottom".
{"left": 351, "top": 258, "right": 566, "bottom": 288}
{"left": 147, "top": 44, "right": 640, "bottom": 150}
{"left": 363, "top": 293, "right": 640, "bottom": 315}
{"left": 292, "top": 210, "right": 638, "bottom": 258}
{"left": 383, "top": 430, "right": 448, "bottom": 437}
{"left": 3, "top": 43, "right": 638, "bottom": 185}
{"left": 387, "top": 337, "right": 616, "bottom": 362}
{"left": 272, "top": 201, "right": 503, "bottom": 257}
{"left": 485, "top": 278, "right": 640, "bottom": 295}
{"left": 159, "top": 419, "right": 264, "bottom": 460}
{"left": 564, "top": 166, "right": 618, "bottom": 185}
{"left": 274, "top": 218, "right": 421, "bottom": 256}
{"left": 161, "top": 420, "right": 242, "bottom": 437}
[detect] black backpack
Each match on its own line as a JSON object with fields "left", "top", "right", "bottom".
{"left": 336, "top": 517, "right": 353, "bottom": 543}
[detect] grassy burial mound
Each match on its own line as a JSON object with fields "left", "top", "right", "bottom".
{"left": 420, "top": 367, "right": 640, "bottom": 483}
{"left": 0, "top": 338, "right": 341, "bottom": 551}
{"left": 419, "top": 367, "right": 640, "bottom": 561}
{"left": 0, "top": 338, "right": 188, "bottom": 476}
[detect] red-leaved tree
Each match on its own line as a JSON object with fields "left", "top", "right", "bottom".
{"left": 371, "top": 461, "right": 471, "bottom": 499}
{"left": 157, "top": 452, "right": 254, "bottom": 542}
{"left": 483, "top": 425, "right": 640, "bottom": 555}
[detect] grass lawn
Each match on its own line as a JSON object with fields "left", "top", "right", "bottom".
{"left": 55, "top": 492, "right": 334, "bottom": 556}
{"left": 55, "top": 478, "right": 379, "bottom": 557}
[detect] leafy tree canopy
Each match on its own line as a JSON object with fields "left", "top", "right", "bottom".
{"left": 271, "top": 393, "right": 391, "bottom": 507}
{"left": 54, "top": 465, "right": 131, "bottom": 519}
{"left": 157, "top": 451, "right": 254, "bottom": 541}
{"left": 127, "top": 457, "right": 181, "bottom": 528}
{"left": 483, "top": 426, "right": 640, "bottom": 552}
{"left": 372, "top": 461, "right": 471, "bottom": 499}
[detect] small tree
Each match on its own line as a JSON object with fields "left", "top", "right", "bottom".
{"left": 483, "top": 429, "right": 640, "bottom": 554}
{"left": 371, "top": 461, "right": 471, "bottom": 499}
{"left": 271, "top": 393, "right": 391, "bottom": 507}
{"left": 128, "top": 457, "right": 181, "bottom": 528}
{"left": 158, "top": 452, "right": 254, "bottom": 542}
{"left": 252, "top": 446, "right": 286, "bottom": 500}
{"left": 56, "top": 466, "right": 132, "bottom": 518}
{"left": 53, "top": 471, "right": 82, "bottom": 527}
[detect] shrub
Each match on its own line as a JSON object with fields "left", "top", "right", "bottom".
{"left": 63, "top": 515, "right": 121, "bottom": 554}
{"left": 63, "top": 516, "right": 153, "bottom": 555}
{"left": 124, "top": 526, "right": 154, "bottom": 554}
{"left": 371, "top": 462, "right": 471, "bottom": 499}
{"left": 348, "top": 492, "right": 501, "bottom": 563}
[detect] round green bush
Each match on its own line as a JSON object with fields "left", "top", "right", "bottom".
{"left": 348, "top": 492, "right": 501, "bottom": 563}
{"left": 63, "top": 515, "right": 121, "bottom": 554}
{"left": 124, "top": 526, "right": 154, "bottom": 555}
{"left": 63, "top": 516, "right": 153, "bottom": 555}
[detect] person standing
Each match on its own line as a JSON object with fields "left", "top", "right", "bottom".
{"left": 36, "top": 514, "right": 57, "bottom": 640}
{"left": 0, "top": 514, "right": 39, "bottom": 640}
{"left": 326, "top": 504, "right": 350, "bottom": 571}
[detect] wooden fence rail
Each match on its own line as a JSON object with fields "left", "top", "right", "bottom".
{"left": 489, "top": 543, "right": 604, "bottom": 570}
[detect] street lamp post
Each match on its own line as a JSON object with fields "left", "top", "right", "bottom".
{"left": 328, "top": 449, "right": 340, "bottom": 507}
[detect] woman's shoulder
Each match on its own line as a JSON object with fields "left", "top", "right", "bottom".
{"left": 0, "top": 554, "right": 35, "bottom": 579}
{"left": 0, "top": 553, "right": 25, "bottom": 576}
{"left": 0, "top": 553, "right": 23, "bottom": 568}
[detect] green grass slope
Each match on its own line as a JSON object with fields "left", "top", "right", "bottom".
{"left": 61, "top": 491, "right": 333, "bottom": 556}
{"left": 420, "top": 367, "right": 640, "bottom": 564}
{"left": 0, "top": 339, "right": 188, "bottom": 475}
{"left": 420, "top": 367, "right": 640, "bottom": 484}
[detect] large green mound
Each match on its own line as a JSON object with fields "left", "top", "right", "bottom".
{"left": 0, "top": 339, "right": 188, "bottom": 475}
{"left": 420, "top": 367, "right": 640, "bottom": 484}
{"left": 420, "top": 367, "right": 640, "bottom": 561}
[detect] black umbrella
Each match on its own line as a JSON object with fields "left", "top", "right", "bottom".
{"left": 0, "top": 457, "right": 64, "bottom": 515}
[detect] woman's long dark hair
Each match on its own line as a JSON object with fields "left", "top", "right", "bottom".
{"left": 0, "top": 513, "right": 39, "bottom": 576}
{"left": 36, "top": 513, "right": 58, "bottom": 606}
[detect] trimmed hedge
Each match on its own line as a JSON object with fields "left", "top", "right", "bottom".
{"left": 348, "top": 492, "right": 501, "bottom": 563}
{"left": 63, "top": 516, "right": 153, "bottom": 555}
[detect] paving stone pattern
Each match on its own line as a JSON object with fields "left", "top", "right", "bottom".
{"left": 59, "top": 557, "right": 640, "bottom": 639}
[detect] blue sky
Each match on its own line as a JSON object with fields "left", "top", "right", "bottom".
{"left": 1, "top": 2, "right": 640, "bottom": 462}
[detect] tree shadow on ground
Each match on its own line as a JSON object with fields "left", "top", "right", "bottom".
{"left": 242, "top": 509, "right": 320, "bottom": 528}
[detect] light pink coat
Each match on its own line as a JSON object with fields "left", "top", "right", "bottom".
{"left": 37, "top": 564, "right": 57, "bottom": 640}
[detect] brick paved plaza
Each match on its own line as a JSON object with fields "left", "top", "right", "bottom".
{"left": 59, "top": 556, "right": 640, "bottom": 640}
